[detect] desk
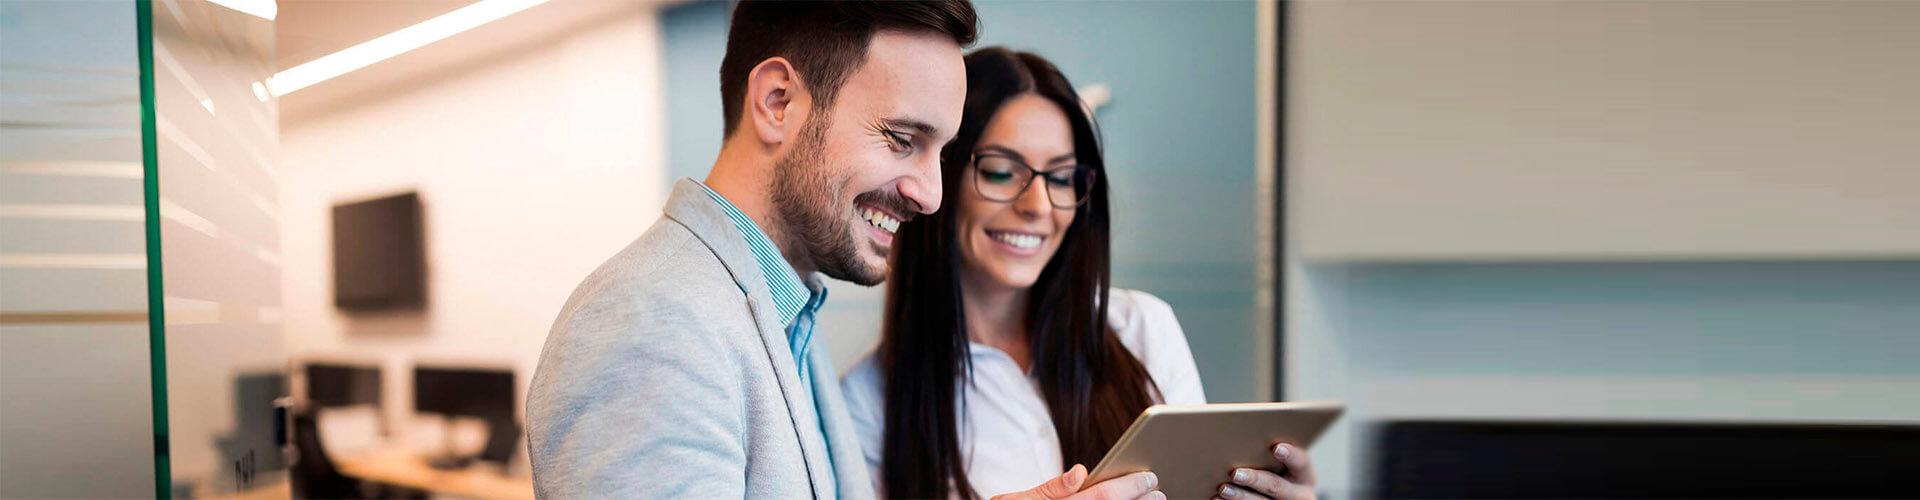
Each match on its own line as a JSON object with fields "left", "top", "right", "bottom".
{"left": 335, "top": 447, "right": 534, "bottom": 500}
{"left": 196, "top": 479, "right": 290, "bottom": 500}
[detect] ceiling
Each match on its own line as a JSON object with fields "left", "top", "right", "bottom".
{"left": 275, "top": 0, "right": 474, "bottom": 71}
{"left": 271, "top": 0, "right": 657, "bottom": 124}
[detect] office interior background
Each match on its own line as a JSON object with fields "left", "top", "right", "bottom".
{"left": 2, "top": 0, "right": 1917, "bottom": 498}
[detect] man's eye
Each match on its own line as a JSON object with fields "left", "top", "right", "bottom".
{"left": 885, "top": 132, "right": 913, "bottom": 154}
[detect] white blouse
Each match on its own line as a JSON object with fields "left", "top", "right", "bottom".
{"left": 839, "top": 289, "right": 1207, "bottom": 499}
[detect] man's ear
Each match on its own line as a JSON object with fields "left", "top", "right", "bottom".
{"left": 744, "top": 57, "right": 810, "bottom": 148}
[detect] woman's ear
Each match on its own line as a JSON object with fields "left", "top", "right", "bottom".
{"left": 744, "top": 57, "right": 810, "bottom": 148}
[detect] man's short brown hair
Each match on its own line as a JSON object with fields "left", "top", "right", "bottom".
{"left": 718, "top": 0, "right": 979, "bottom": 136}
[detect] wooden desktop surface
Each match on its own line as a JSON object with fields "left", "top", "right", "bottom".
{"left": 335, "top": 446, "right": 534, "bottom": 500}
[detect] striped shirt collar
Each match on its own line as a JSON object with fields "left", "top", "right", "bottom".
{"left": 698, "top": 182, "right": 818, "bottom": 328}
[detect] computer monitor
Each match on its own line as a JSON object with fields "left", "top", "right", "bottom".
{"left": 413, "top": 366, "right": 516, "bottom": 469}
{"left": 305, "top": 362, "right": 381, "bottom": 409}
{"left": 412, "top": 366, "right": 514, "bottom": 421}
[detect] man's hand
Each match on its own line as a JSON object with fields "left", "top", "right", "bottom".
{"left": 992, "top": 464, "right": 1164, "bottom": 500}
{"left": 1213, "top": 443, "right": 1316, "bottom": 500}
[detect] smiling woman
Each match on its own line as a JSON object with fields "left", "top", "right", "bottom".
{"left": 839, "top": 48, "right": 1210, "bottom": 500}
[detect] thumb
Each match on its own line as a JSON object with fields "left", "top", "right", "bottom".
{"left": 994, "top": 464, "right": 1088, "bottom": 500}
{"left": 1037, "top": 464, "right": 1089, "bottom": 498}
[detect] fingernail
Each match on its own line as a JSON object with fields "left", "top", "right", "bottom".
{"left": 1219, "top": 484, "right": 1241, "bottom": 498}
{"left": 1148, "top": 491, "right": 1167, "bottom": 500}
{"left": 1144, "top": 472, "right": 1159, "bottom": 489}
{"left": 1274, "top": 444, "right": 1291, "bottom": 459}
{"left": 1233, "top": 468, "right": 1251, "bottom": 483}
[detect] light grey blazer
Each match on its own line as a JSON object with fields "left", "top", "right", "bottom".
{"left": 527, "top": 179, "right": 873, "bottom": 499}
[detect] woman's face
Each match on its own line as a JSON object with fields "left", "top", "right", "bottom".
{"left": 955, "top": 93, "right": 1079, "bottom": 292}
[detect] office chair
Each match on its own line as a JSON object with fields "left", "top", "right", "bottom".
{"left": 290, "top": 409, "right": 365, "bottom": 499}
{"left": 478, "top": 419, "right": 522, "bottom": 467}
{"left": 291, "top": 408, "right": 429, "bottom": 499}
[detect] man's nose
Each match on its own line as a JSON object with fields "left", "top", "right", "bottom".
{"left": 897, "top": 158, "right": 943, "bottom": 215}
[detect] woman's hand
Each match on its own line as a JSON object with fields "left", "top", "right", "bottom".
{"left": 1214, "top": 444, "right": 1316, "bottom": 500}
{"left": 992, "top": 464, "right": 1164, "bottom": 500}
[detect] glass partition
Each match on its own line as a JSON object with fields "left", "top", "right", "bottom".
{"left": 0, "top": 1, "right": 284, "bottom": 497}
{"left": 149, "top": 0, "right": 287, "bottom": 496}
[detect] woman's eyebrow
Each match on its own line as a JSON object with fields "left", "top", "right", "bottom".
{"left": 974, "top": 144, "right": 1022, "bottom": 159}
{"left": 1046, "top": 153, "right": 1076, "bottom": 165}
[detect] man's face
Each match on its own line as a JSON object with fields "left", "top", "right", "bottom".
{"left": 769, "top": 30, "right": 966, "bottom": 286}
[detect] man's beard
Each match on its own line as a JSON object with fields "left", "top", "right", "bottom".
{"left": 768, "top": 113, "right": 899, "bottom": 286}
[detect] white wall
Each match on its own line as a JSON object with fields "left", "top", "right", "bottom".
{"left": 1285, "top": 2, "right": 1920, "bottom": 498}
{"left": 278, "top": 8, "right": 665, "bottom": 447}
{"left": 1293, "top": 0, "right": 1920, "bottom": 261}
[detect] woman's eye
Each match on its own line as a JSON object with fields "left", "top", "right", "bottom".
{"left": 1045, "top": 172, "right": 1074, "bottom": 186}
{"left": 980, "top": 170, "right": 1017, "bottom": 184}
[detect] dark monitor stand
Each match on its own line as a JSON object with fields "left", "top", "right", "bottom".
{"left": 412, "top": 366, "right": 515, "bottom": 471}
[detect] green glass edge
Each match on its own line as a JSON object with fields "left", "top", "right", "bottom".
{"left": 135, "top": 0, "right": 173, "bottom": 497}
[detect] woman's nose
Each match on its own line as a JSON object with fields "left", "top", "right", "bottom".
{"left": 1013, "top": 175, "right": 1050, "bottom": 215}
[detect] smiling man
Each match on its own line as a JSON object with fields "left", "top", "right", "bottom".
{"left": 525, "top": 1, "right": 975, "bottom": 498}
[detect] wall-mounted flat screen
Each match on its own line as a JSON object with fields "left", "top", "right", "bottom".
{"left": 332, "top": 192, "right": 425, "bottom": 311}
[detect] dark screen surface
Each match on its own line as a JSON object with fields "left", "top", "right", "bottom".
{"left": 1374, "top": 420, "right": 1920, "bottom": 499}
{"left": 331, "top": 192, "right": 425, "bottom": 311}
{"left": 412, "top": 366, "right": 514, "bottom": 422}
{"left": 305, "top": 363, "right": 380, "bottom": 408}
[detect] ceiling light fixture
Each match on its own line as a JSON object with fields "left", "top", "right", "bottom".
{"left": 207, "top": 0, "right": 277, "bottom": 21}
{"left": 265, "top": 0, "right": 551, "bottom": 97}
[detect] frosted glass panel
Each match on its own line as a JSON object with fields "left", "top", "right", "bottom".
{"left": 0, "top": 1, "right": 157, "bottom": 498}
{"left": 149, "top": 0, "right": 288, "bottom": 496}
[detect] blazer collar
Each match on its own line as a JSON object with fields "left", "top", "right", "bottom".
{"left": 661, "top": 178, "right": 840, "bottom": 498}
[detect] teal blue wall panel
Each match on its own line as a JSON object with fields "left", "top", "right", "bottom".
{"left": 662, "top": 0, "right": 1264, "bottom": 401}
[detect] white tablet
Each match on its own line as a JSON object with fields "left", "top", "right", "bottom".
{"left": 1084, "top": 401, "right": 1345, "bottom": 498}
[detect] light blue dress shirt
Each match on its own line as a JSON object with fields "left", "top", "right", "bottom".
{"left": 699, "top": 182, "right": 836, "bottom": 486}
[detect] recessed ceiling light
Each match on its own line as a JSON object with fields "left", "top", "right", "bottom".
{"left": 207, "top": 0, "right": 277, "bottom": 21}
{"left": 266, "top": 0, "right": 552, "bottom": 97}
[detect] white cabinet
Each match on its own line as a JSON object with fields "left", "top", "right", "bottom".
{"left": 1291, "top": 0, "right": 1920, "bottom": 261}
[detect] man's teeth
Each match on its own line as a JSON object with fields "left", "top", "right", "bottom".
{"left": 860, "top": 207, "right": 900, "bottom": 234}
{"left": 991, "top": 231, "right": 1042, "bottom": 249}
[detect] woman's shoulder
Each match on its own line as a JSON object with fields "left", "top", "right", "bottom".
{"left": 1107, "top": 289, "right": 1179, "bottom": 334}
{"left": 1105, "top": 288, "right": 1185, "bottom": 357}
{"left": 838, "top": 351, "right": 885, "bottom": 416}
{"left": 1106, "top": 288, "right": 1207, "bottom": 404}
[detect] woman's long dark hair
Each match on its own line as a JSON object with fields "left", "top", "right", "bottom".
{"left": 876, "top": 47, "right": 1160, "bottom": 499}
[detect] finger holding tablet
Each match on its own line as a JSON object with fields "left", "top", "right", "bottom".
{"left": 1084, "top": 401, "right": 1343, "bottom": 499}
{"left": 994, "top": 464, "right": 1166, "bottom": 500}
{"left": 1215, "top": 443, "right": 1317, "bottom": 500}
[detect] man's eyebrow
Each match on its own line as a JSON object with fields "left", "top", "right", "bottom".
{"left": 880, "top": 117, "right": 940, "bottom": 140}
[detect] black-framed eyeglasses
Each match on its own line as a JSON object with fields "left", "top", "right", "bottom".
{"left": 970, "top": 151, "right": 1097, "bottom": 210}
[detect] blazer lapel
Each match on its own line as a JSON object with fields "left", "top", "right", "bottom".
{"left": 662, "top": 178, "right": 836, "bottom": 499}
{"left": 809, "top": 345, "right": 876, "bottom": 500}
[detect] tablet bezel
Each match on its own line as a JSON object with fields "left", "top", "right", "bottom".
{"left": 1084, "top": 401, "right": 1345, "bottom": 498}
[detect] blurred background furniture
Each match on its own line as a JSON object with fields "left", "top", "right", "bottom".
{"left": 1372, "top": 420, "right": 1920, "bottom": 499}
{"left": 306, "top": 362, "right": 385, "bottom": 410}
{"left": 412, "top": 366, "right": 518, "bottom": 470}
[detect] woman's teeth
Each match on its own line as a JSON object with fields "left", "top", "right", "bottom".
{"left": 861, "top": 206, "right": 900, "bottom": 234}
{"left": 990, "top": 231, "right": 1043, "bottom": 249}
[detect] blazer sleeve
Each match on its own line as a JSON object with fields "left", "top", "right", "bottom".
{"left": 527, "top": 292, "right": 750, "bottom": 498}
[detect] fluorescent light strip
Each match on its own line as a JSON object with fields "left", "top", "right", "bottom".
{"left": 267, "top": 0, "right": 551, "bottom": 97}
{"left": 208, "top": 0, "right": 277, "bottom": 21}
